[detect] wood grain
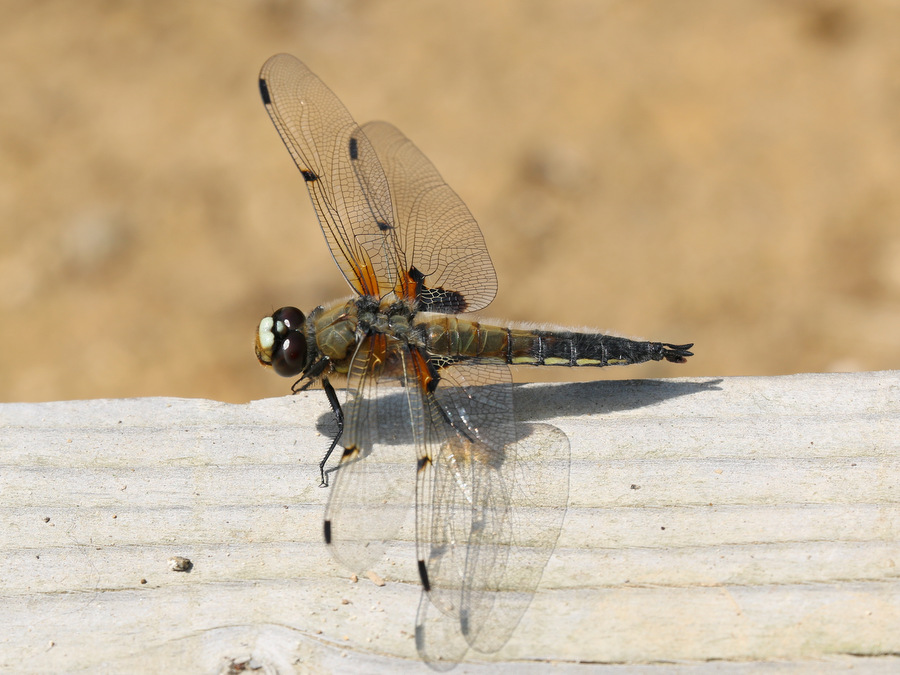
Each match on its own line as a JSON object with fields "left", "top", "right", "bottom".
{"left": 1, "top": 372, "right": 898, "bottom": 672}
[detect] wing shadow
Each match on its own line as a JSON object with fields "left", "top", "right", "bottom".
{"left": 313, "top": 377, "right": 719, "bottom": 439}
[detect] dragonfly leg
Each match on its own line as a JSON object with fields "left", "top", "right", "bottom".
{"left": 318, "top": 376, "right": 344, "bottom": 488}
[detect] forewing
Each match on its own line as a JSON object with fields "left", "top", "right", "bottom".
{"left": 323, "top": 333, "right": 423, "bottom": 573}
{"left": 414, "top": 360, "right": 570, "bottom": 661}
{"left": 361, "top": 121, "right": 498, "bottom": 312}
{"left": 259, "top": 54, "right": 400, "bottom": 297}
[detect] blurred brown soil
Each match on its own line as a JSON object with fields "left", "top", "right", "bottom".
{"left": 1, "top": 0, "right": 898, "bottom": 404}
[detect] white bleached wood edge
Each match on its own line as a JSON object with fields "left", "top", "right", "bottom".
{"left": 1, "top": 372, "right": 899, "bottom": 674}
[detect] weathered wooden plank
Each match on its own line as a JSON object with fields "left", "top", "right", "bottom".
{"left": 1, "top": 372, "right": 898, "bottom": 672}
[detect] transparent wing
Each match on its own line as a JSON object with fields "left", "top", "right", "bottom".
{"left": 322, "top": 333, "right": 424, "bottom": 573}
{"left": 259, "top": 54, "right": 398, "bottom": 297}
{"left": 414, "top": 360, "right": 570, "bottom": 662}
{"left": 259, "top": 55, "right": 498, "bottom": 310}
{"left": 359, "top": 121, "right": 497, "bottom": 312}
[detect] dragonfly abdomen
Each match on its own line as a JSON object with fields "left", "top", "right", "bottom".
{"left": 507, "top": 327, "right": 693, "bottom": 367}
{"left": 419, "top": 315, "right": 693, "bottom": 367}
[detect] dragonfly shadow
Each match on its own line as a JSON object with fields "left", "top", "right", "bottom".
{"left": 513, "top": 377, "right": 720, "bottom": 423}
{"left": 312, "top": 378, "right": 719, "bottom": 442}
{"left": 312, "top": 389, "right": 412, "bottom": 447}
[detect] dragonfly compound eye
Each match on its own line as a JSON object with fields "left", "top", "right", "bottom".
{"left": 269, "top": 307, "right": 307, "bottom": 377}
{"left": 273, "top": 333, "right": 307, "bottom": 377}
{"left": 273, "top": 306, "right": 305, "bottom": 331}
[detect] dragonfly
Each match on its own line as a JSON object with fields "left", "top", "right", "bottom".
{"left": 254, "top": 53, "right": 693, "bottom": 667}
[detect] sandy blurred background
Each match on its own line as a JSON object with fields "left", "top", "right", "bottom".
{"left": 1, "top": 0, "right": 898, "bottom": 404}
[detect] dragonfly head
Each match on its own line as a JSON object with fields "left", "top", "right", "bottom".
{"left": 255, "top": 306, "right": 309, "bottom": 377}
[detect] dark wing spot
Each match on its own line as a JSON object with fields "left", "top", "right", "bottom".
{"left": 417, "top": 559, "right": 431, "bottom": 591}
{"left": 421, "top": 288, "right": 467, "bottom": 313}
{"left": 377, "top": 220, "right": 392, "bottom": 231}
{"left": 416, "top": 455, "right": 431, "bottom": 473}
{"left": 348, "top": 137, "right": 358, "bottom": 160}
{"left": 408, "top": 266, "right": 467, "bottom": 313}
{"left": 409, "top": 266, "right": 426, "bottom": 284}
{"left": 323, "top": 520, "right": 332, "bottom": 544}
{"left": 300, "top": 169, "right": 317, "bottom": 182}
{"left": 258, "top": 78, "right": 271, "bottom": 105}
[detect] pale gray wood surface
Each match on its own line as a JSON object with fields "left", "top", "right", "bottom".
{"left": 1, "top": 372, "right": 899, "bottom": 673}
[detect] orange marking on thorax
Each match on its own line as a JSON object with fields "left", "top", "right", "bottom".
{"left": 409, "top": 346, "right": 435, "bottom": 391}
{"left": 397, "top": 269, "right": 418, "bottom": 301}
{"left": 368, "top": 333, "right": 387, "bottom": 366}
{"left": 354, "top": 260, "right": 381, "bottom": 298}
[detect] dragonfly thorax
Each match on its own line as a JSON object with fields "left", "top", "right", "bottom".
{"left": 356, "top": 295, "right": 417, "bottom": 341}
{"left": 259, "top": 297, "right": 427, "bottom": 382}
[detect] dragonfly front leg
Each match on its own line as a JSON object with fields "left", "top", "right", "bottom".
{"left": 319, "top": 376, "right": 344, "bottom": 488}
